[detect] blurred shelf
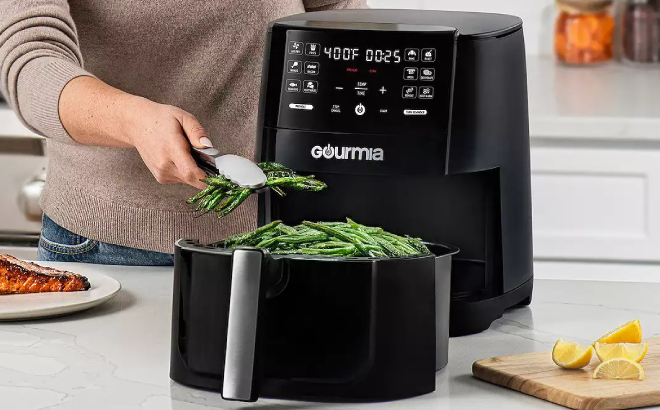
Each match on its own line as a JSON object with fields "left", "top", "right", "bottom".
{"left": 528, "top": 56, "right": 660, "bottom": 141}
{"left": 0, "top": 102, "right": 40, "bottom": 139}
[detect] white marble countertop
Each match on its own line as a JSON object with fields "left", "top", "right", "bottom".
{"left": 2, "top": 262, "right": 658, "bottom": 410}
{"left": 527, "top": 57, "right": 660, "bottom": 140}
{"left": 2, "top": 56, "right": 660, "bottom": 141}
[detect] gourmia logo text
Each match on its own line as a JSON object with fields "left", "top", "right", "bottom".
{"left": 311, "top": 144, "right": 384, "bottom": 161}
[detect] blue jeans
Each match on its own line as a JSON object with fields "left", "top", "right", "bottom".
{"left": 37, "top": 214, "right": 174, "bottom": 266}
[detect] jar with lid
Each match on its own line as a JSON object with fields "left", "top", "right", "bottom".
{"left": 621, "top": 0, "right": 660, "bottom": 64}
{"left": 555, "top": 0, "right": 615, "bottom": 65}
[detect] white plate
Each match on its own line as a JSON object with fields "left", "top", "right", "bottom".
{"left": 0, "top": 269, "right": 121, "bottom": 320}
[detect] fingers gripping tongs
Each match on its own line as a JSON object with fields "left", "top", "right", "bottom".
{"left": 191, "top": 147, "right": 268, "bottom": 191}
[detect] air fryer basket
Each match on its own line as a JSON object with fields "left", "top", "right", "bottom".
{"left": 171, "top": 239, "right": 458, "bottom": 402}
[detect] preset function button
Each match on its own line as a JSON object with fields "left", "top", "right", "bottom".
{"left": 303, "top": 80, "right": 318, "bottom": 94}
{"left": 402, "top": 86, "right": 417, "bottom": 99}
{"left": 404, "top": 109, "right": 428, "bottom": 116}
{"left": 287, "top": 60, "right": 302, "bottom": 74}
{"left": 422, "top": 48, "right": 436, "bottom": 62}
{"left": 403, "top": 67, "right": 418, "bottom": 80}
{"left": 286, "top": 79, "right": 301, "bottom": 93}
{"left": 288, "top": 41, "right": 303, "bottom": 55}
{"left": 305, "top": 43, "right": 321, "bottom": 56}
{"left": 304, "top": 61, "right": 320, "bottom": 75}
{"left": 404, "top": 48, "right": 419, "bottom": 62}
{"left": 420, "top": 68, "right": 435, "bottom": 81}
{"left": 419, "top": 86, "right": 434, "bottom": 99}
{"left": 289, "top": 103, "right": 313, "bottom": 110}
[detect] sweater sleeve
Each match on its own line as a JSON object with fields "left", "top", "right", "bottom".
{"left": 304, "top": 0, "right": 368, "bottom": 11}
{"left": 0, "top": 0, "right": 93, "bottom": 141}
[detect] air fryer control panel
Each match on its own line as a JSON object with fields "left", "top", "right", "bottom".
{"left": 277, "top": 29, "right": 456, "bottom": 137}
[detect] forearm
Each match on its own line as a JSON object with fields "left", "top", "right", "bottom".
{"left": 59, "top": 76, "right": 139, "bottom": 148}
{"left": 304, "top": 0, "right": 367, "bottom": 11}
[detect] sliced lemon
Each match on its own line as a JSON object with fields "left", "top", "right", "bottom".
{"left": 592, "top": 358, "right": 645, "bottom": 380}
{"left": 552, "top": 338, "right": 594, "bottom": 369}
{"left": 594, "top": 342, "right": 648, "bottom": 363}
{"left": 595, "top": 319, "right": 643, "bottom": 345}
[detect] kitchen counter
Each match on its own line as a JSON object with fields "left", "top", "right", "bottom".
{"left": 1, "top": 263, "right": 657, "bottom": 410}
{"left": 527, "top": 57, "right": 660, "bottom": 140}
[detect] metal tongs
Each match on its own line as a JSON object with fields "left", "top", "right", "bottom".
{"left": 191, "top": 147, "right": 268, "bottom": 191}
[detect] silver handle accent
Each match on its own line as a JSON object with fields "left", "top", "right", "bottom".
{"left": 222, "top": 249, "right": 263, "bottom": 401}
{"left": 17, "top": 168, "right": 46, "bottom": 222}
{"left": 191, "top": 146, "right": 222, "bottom": 175}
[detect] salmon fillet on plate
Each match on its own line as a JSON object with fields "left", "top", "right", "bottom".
{"left": 0, "top": 254, "right": 90, "bottom": 294}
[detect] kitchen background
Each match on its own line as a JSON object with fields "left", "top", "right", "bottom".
{"left": 1, "top": 0, "right": 659, "bottom": 280}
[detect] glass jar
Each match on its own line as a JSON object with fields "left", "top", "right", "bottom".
{"left": 555, "top": 0, "right": 615, "bottom": 65}
{"left": 621, "top": 0, "right": 660, "bottom": 64}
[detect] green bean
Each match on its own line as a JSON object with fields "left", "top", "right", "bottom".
{"left": 206, "top": 191, "right": 230, "bottom": 210}
{"left": 202, "top": 176, "right": 232, "bottom": 187}
{"left": 278, "top": 233, "right": 329, "bottom": 244}
{"left": 256, "top": 237, "right": 280, "bottom": 248}
{"left": 406, "top": 236, "right": 432, "bottom": 255}
{"left": 277, "top": 224, "right": 297, "bottom": 235}
{"left": 196, "top": 188, "right": 221, "bottom": 211}
{"left": 308, "top": 241, "right": 354, "bottom": 249}
{"left": 265, "top": 176, "right": 309, "bottom": 187}
{"left": 218, "top": 189, "right": 252, "bottom": 217}
{"left": 188, "top": 185, "right": 216, "bottom": 204}
{"left": 273, "top": 245, "right": 356, "bottom": 256}
{"left": 271, "top": 186, "right": 287, "bottom": 197}
{"left": 371, "top": 236, "right": 403, "bottom": 257}
{"left": 254, "top": 220, "right": 281, "bottom": 235}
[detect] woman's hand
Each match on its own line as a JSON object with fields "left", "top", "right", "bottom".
{"left": 122, "top": 97, "right": 209, "bottom": 189}
{"left": 59, "top": 76, "right": 209, "bottom": 189}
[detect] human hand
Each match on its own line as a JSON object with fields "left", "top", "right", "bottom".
{"left": 59, "top": 76, "right": 210, "bottom": 190}
{"left": 123, "top": 96, "right": 210, "bottom": 190}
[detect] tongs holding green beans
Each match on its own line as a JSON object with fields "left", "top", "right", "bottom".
{"left": 187, "top": 161, "right": 327, "bottom": 218}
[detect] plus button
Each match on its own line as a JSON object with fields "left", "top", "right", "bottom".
{"left": 379, "top": 86, "right": 387, "bottom": 94}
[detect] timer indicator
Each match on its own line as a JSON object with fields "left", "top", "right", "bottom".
{"left": 323, "top": 47, "right": 402, "bottom": 64}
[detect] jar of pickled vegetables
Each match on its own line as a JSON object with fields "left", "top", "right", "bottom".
{"left": 555, "top": 0, "right": 615, "bottom": 65}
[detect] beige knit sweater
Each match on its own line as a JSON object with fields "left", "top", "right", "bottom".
{"left": 0, "top": 0, "right": 366, "bottom": 253}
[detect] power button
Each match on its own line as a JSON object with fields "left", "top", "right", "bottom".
{"left": 355, "top": 103, "right": 366, "bottom": 116}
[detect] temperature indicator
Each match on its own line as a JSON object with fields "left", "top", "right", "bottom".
{"left": 324, "top": 47, "right": 360, "bottom": 61}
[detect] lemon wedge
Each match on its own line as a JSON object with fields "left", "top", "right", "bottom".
{"left": 592, "top": 358, "right": 644, "bottom": 380}
{"left": 594, "top": 342, "right": 648, "bottom": 363}
{"left": 595, "top": 319, "right": 642, "bottom": 345}
{"left": 552, "top": 339, "right": 594, "bottom": 369}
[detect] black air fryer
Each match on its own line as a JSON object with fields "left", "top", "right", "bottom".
{"left": 258, "top": 10, "right": 533, "bottom": 336}
{"left": 171, "top": 9, "right": 533, "bottom": 403}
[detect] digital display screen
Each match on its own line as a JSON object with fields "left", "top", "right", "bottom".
{"left": 277, "top": 29, "right": 456, "bottom": 137}
{"left": 323, "top": 47, "right": 402, "bottom": 63}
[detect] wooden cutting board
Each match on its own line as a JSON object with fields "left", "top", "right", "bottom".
{"left": 473, "top": 337, "right": 660, "bottom": 410}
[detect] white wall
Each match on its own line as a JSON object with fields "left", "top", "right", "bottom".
{"left": 367, "top": 0, "right": 556, "bottom": 56}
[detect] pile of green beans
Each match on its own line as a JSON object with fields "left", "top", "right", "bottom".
{"left": 187, "top": 162, "right": 327, "bottom": 218}
{"left": 217, "top": 218, "right": 431, "bottom": 258}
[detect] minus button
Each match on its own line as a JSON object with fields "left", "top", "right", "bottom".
{"left": 289, "top": 103, "right": 314, "bottom": 110}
